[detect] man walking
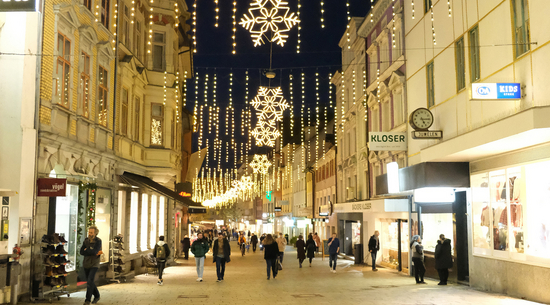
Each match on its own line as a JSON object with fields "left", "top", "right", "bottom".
{"left": 212, "top": 234, "right": 231, "bottom": 282}
{"left": 191, "top": 232, "right": 209, "bottom": 282}
{"left": 153, "top": 236, "right": 170, "bottom": 285}
{"left": 181, "top": 235, "right": 190, "bottom": 260}
{"left": 327, "top": 233, "right": 340, "bottom": 273}
{"left": 250, "top": 233, "right": 258, "bottom": 253}
{"left": 368, "top": 231, "right": 380, "bottom": 271}
{"left": 435, "top": 234, "right": 453, "bottom": 285}
{"left": 313, "top": 233, "right": 321, "bottom": 253}
{"left": 80, "top": 226, "right": 102, "bottom": 305}
{"left": 276, "top": 233, "right": 287, "bottom": 266}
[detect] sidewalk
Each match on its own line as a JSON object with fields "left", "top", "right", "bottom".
{"left": 23, "top": 242, "right": 544, "bottom": 305}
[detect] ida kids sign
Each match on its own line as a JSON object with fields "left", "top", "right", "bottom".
{"left": 369, "top": 132, "right": 407, "bottom": 151}
{"left": 471, "top": 83, "right": 521, "bottom": 99}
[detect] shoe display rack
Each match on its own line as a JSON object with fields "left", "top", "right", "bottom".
{"left": 110, "top": 234, "right": 126, "bottom": 283}
{"left": 37, "top": 233, "right": 71, "bottom": 302}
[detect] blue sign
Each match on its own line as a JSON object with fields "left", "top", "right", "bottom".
{"left": 496, "top": 83, "right": 521, "bottom": 99}
{"left": 472, "top": 83, "right": 521, "bottom": 100}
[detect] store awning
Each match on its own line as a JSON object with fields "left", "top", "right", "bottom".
{"left": 119, "top": 172, "right": 204, "bottom": 208}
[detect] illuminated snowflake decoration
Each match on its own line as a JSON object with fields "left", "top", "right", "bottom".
{"left": 251, "top": 86, "right": 289, "bottom": 123}
{"left": 252, "top": 120, "right": 281, "bottom": 147}
{"left": 250, "top": 154, "right": 272, "bottom": 175}
{"left": 239, "top": 0, "right": 300, "bottom": 47}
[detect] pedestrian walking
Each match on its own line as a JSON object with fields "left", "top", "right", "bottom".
{"left": 250, "top": 233, "right": 258, "bottom": 253}
{"left": 263, "top": 234, "right": 279, "bottom": 280}
{"left": 313, "top": 233, "right": 321, "bottom": 253}
{"left": 239, "top": 233, "right": 247, "bottom": 256}
{"left": 368, "top": 231, "right": 380, "bottom": 271}
{"left": 191, "top": 232, "right": 210, "bottom": 282}
{"left": 295, "top": 235, "right": 306, "bottom": 268}
{"left": 153, "top": 236, "right": 170, "bottom": 285}
{"left": 259, "top": 234, "right": 266, "bottom": 251}
{"left": 212, "top": 234, "right": 231, "bottom": 282}
{"left": 181, "top": 235, "right": 191, "bottom": 260}
{"left": 276, "top": 233, "right": 287, "bottom": 265}
{"left": 327, "top": 233, "right": 340, "bottom": 273}
{"left": 411, "top": 235, "right": 427, "bottom": 284}
{"left": 306, "top": 234, "right": 316, "bottom": 267}
{"left": 80, "top": 226, "right": 102, "bottom": 305}
{"left": 435, "top": 234, "right": 453, "bottom": 285}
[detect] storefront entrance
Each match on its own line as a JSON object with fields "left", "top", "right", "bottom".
{"left": 380, "top": 219, "right": 409, "bottom": 272}
{"left": 337, "top": 213, "right": 363, "bottom": 257}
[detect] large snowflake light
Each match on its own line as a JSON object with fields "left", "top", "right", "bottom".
{"left": 252, "top": 120, "right": 281, "bottom": 147}
{"left": 250, "top": 154, "right": 272, "bottom": 175}
{"left": 240, "top": 0, "right": 300, "bottom": 47}
{"left": 251, "top": 86, "right": 289, "bottom": 123}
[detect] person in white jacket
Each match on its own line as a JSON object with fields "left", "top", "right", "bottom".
{"left": 276, "top": 233, "right": 287, "bottom": 265}
{"left": 153, "top": 236, "right": 170, "bottom": 285}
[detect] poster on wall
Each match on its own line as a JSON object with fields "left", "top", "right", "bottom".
{"left": 19, "top": 218, "right": 31, "bottom": 246}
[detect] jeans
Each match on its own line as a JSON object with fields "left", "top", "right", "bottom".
{"left": 266, "top": 259, "right": 278, "bottom": 279}
{"left": 195, "top": 256, "right": 205, "bottom": 278}
{"left": 278, "top": 252, "right": 284, "bottom": 264}
{"left": 437, "top": 268, "right": 449, "bottom": 284}
{"left": 252, "top": 243, "right": 257, "bottom": 252}
{"left": 371, "top": 252, "right": 377, "bottom": 270}
{"left": 412, "top": 257, "right": 426, "bottom": 283}
{"left": 329, "top": 254, "right": 338, "bottom": 270}
{"left": 183, "top": 248, "right": 189, "bottom": 259}
{"left": 215, "top": 256, "right": 226, "bottom": 280}
{"left": 84, "top": 267, "right": 99, "bottom": 302}
{"left": 157, "top": 261, "right": 165, "bottom": 280}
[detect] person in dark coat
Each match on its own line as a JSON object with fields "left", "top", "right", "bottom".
{"left": 295, "top": 235, "right": 306, "bottom": 268}
{"left": 435, "top": 234, "right": 453, "bottom": 285}
{"left": 182, "top": 235, "right": 191, "bottom": 260}
{"left": 250, "top": 233, "right": 259, "bottom": 253}
{"left": 263, "top": 234, "right": 279, "bottom": 280}
{"left": 368, "top": 231, "right": 380, "bottom": 271}
{"left": 212, "top": 234, "right": 231, "bottom": 282}
{"left": 305, "top": 234, "right": 316, "bottom": 267}
{"left": 153, "top": 236, "right": 170, "bottom": 285}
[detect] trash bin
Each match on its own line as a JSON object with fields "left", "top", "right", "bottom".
{"left": 354, "top": 244, "right": 363, "bottom": 264}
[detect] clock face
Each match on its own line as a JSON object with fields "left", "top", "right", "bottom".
{"left": 410, "top": 108, "right": 434, "bottom": 130}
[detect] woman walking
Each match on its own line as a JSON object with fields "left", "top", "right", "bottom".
{"left": 411, "top": 235, "right": 427, "bottom": 284}
{"left": 306, "top": 234, "right": 316, "bottom": 267}
{"left": 263, "top": 234, "right": 279, "bottom": 280}
{"left": 295, "top": 235, "right": 306, "bottom": 268}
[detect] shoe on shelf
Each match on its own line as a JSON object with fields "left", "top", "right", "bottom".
{"left": 52, "top": 233, "right": 61, "bottom": 244}
{"left": 58, "top": 235, "right": 68, "bottom": 243}
{"left": 41, "top": 234, "right": 53, "bottom": 244}
{"left": 91, "top": 297, "right": 100, "bottom": 304}
{"left": 56, "top": 245, "right": 68, "bottom": 255}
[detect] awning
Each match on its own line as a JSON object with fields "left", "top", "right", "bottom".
{"left": 119, "top": 172, "right": 204, "bottom": 208}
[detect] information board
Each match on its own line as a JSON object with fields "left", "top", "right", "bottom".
{"left": 322, "top": 239, "right": 329, "bottom": 257}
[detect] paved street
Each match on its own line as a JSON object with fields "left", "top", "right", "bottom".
{"left": 27, "top": 242, "right": 543, "bottom": 305}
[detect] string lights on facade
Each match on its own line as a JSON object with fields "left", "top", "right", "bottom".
{"left": 411, "top": 0, "right": 415, "bottom": 19}
{"left": 232, "top": 0, "right": 237, "bottom": 54}
{"left": 320, "top": 1, "right": 325, "bottom": 28}
{"left": 297, "top": 0, "right": 301, "bottom": 53}
{"left": 214, "top": 0, "right": 219, "bottom": 27}
{"left": 193, "top": 0, "right": 197, "bottom": 53}
{"left": 346, "top": 0, "right": 351, "bottom": 48}
{"left": 431, "top": 3, "right": 436, "bottom": 45}
{"left": 448, "top": 0, "right": 452, "bottom": 17}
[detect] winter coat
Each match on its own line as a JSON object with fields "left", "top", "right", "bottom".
{"left": 328, "top": 237, "right": 340, "bottom": 255}
{"left": 80, "top": 237, "right": 102, "bottom": 269}
{"left": 368, "top": 235, "right": 380, "bottom": 253}
{"left": 190, "top": 238, "right": 209, "bottom": 258}
{"left": 296, "top": 239, "right": 306, "bottom": 260}
{"left": 153, "top": 241, "right": 171, "bottom": 262}
{"left": 313, "top": 235, "right": 321, "bottom": 247}
{"left": 306, "top": 238, "right": 316, "bottom": 258}
{"left": 435, "top": 239, "right": 453, "bottom": 269}
{"left": 250, "top": 235, "right": 258, "bottom": 245}
{"left": 263, "top": 241, "right": 279, "bottom": 260}
{"left": 212, "top": 238, "right": 231, "bottom": 263}
{"left": 276, "top": 237, "right": 287, "bottom": 252}
{"left": 182, "top": 238, "right": 191, "bottom": 250}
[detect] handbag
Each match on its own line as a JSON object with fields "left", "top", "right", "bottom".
{"left": 277, "top": 260, "right": 283, "bottom": 270}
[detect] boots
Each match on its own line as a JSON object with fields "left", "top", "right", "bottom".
{"left": 58, "top": 234, "right": 68, "bottom": 243}
{"left": 52, "top": 233, "right": 61, "bottom": 244}
{"left": 41, "top": 234, "right": 53, "bottom": 244}
{"left": 56, "top": 245, "right": 68, "bottom": 255}
{"left": 42, "top": 245, "right": 55, "bottom": 255}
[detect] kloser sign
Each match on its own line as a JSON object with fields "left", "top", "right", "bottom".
{"left": 471, "top": 83, "right": 521, "bottom": 99}
{"left": 369, "top": 132, "right": 407, "bottom": 151}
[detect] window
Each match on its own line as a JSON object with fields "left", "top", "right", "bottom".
{"left": 151, "top": 103, "right": 163, "bottom": 146}
{"left": 98, "top": 66, "right": 108, "bottom": 126}
{"left": 134, "top": 97, "right": 140, "bottom": 142}
{"left": 426, "top": 61, "right": 435, "bottom": 108}
{"left": 171, "top": 109, "right": 176, "bottom": 148}
{"left": 424, "top": 0, "right": 432, "bottom": 14}
{"left": 455, "top": 36, "right": 466, "bottom": 91}
{"left": 83, "top": 0, "right": 92, "bottom": 10}
{"left": 55, "top": 184, "right": 79, "bottom": 271}
{"left": 392, "top": 25, "right": 402, "bottom": 62}
{"left": 56, "top": 33, "right": 71, "bottom": 108}
{"left": 121, "top": 88, "right": 128, "bottom": 135}
{"left": 135, "top": 21, "right": 142, "bottom": 61}
{"left": 122, "top": 4, "right": 130, "bottom": 47}
{"left": 100, "top": 0, "right": 110, "bottom": 28}
{"left": 469, "top": 27, "right": 480, "bottom": 83}
{"left": 382, "top": 100, "right": 391, "bottom": 131}
{"left": 80, "top": 52, "right": 91, "bottom": 117}
{"left": 393, "top": 90, "right": 405, "bottom": 126}
{"left": 159, "top": 196, "right": 165, "bottom": 237}
{"left": 129, "top": 192, "right": 138, "bottom": 253}
{"left": 380, "top": 41, "right": 389, "bottom": 73}
{"left": 371, "top": 107, "right": 380, "bottom": 132}
{"left": 512, "top": 0, "right": 530, "bottom": 57}
{"left": 95, "top": 188, "right": 111, "bottom": 263}
{"left": 141, "top": 194, "right": 148, "bottom": 251}
{"left": 150, "top": 195, "right": 157, "bottom": 249}
{"left": 152, "top": 32, "right": 165, "bottom": 71}
{"left": 369, "top": 52, "right": 378, "bottom": 85}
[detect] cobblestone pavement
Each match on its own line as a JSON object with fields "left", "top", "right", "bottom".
{"left": 26, "top": 242, "right": 544, "bottom": 305}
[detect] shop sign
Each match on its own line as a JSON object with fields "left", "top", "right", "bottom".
{"left": 37, "top": 178, "right": 66, "bottom": 197}
{"left": 215, "top": 220, "right": 224, "bottom": 226}
{"left": 471, "top": 83, "right": 521, "bottom": 99}
{"left": 412, "top": 130, "right": 443, "bottom": 139}
{"left": 0, "top": 0, "right": 38, "bottom": 12}
{"left": 352, "top": 203, "right": 371, "bottom": 211}
{"left": 274, "top": 206, "right": 282, "bottom": 212}
{"left": 369, "top": 132, "right": 407, "bottom": 151}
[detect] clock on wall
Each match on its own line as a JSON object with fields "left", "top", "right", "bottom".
{"left": 409, "top": 108, "right": 434, "bottom": 130}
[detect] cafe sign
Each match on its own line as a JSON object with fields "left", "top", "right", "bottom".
{"left": 37, "top": 178, "right": 66, "bottom": 197}
{"left": 369, "top": 132, "right": 407, "bottom": 151}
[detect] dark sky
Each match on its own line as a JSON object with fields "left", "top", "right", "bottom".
{"left": 183, "top": 0, "right": 369, "bottom": 170}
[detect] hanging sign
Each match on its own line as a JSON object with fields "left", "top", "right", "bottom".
{"left": 369, "top": 132, "right": 407, "bottom": 151}
{"left": 471, "top": 83, "right": 521, "bottom": 99}
{"left": 0, "top": 0, "right": 38, "bottom": 11}
{"left": 37, "top": 178, "right": 67, "bottom": 197}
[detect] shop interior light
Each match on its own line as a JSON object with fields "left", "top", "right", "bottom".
{"left": 414, "top": 187, "right": 456, "bottom": 203}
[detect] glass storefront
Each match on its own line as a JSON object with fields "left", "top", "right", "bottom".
{"left": 55, "top": 184, "right": 79, "bottom": 271}
{"left": 141, "top": 194, "right": 149, "bottom": 251}
{"left": 381, "top": 220, "right": 399, "bottom": 267}
{"left": 95, "top": 188, "right": 111, "bottom": 263}
{"left": 150, "top": 195, "right": 157, "bottom": 247}
{"left": 421, "top": 213, "right": 454, "bottom": 254}
{"left": 472, "top": 159, "right": 550, "bottom": 265}
{"left": 130, "top": 192, "right": 139, "bottom": 253}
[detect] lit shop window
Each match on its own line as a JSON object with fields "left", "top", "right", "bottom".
{"left": 129, "top": 192, "right": 139, "bottom": 253}
{"left": 141, "top": 194, "right": 149, "bottom": 251}
{"left": 159, "top": 196, "right": 165, "bottom": 237}
{"left": 150, "top": 195, "right": 157, "bottom": 248}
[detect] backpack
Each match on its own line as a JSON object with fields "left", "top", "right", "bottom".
{"left": 156, "top": 245, "right": 166, "bottom": 260}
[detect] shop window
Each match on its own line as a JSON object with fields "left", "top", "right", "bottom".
{"left": 421, "top": 213, "right": 454, "bottom": 254}
{"left": 150, "top": 195, "right": 157, "bottom": 248}
{"left": 129, "top": 192, "right": 138, "bottom": 253}
{"left": 121, "top": 88, "right": 128, "bottom": 135}
{"left": 381, "top": 220, "right": 399, "bottom": 267}
{"left": 151, "top": 104, "right": 163, "bottom": 146}
{"left": 95, "top": 188, "right": 111, "bottom": 263}
{"left": 117, "top": 191, "right": 125, "bottom": 234}
{"left": 512, "top": 0, "right": 530, "bottom": 57}
{"left": 98, "top": 66, "right": 108, "bottom": 126}
{"left": 55, "top": 33, "right": 71, "bottom": 108}
{"left": 141, "top": 194, "right": 149, "bottom": 251}
{"left": 455, "top": 36, "right": 466, "bottom": 91}
{"left": 426, "top": 61, "right": 435, "bottom": 108}
{"left": 469, "top": 26, "right": 480, "bottom": 83}
{"left": 55, "top": 184, "right": 79, "bottom": 271}
{"left": 159, "top": 196, "right": 165, "bottom": 237}
{"left": 524, "top": 161, "right": 550, "bottom": 260}
{"left": 80, "top": 52, "right": 91, "bottom": 118}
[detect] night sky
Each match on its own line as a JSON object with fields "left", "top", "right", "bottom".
{"left": 183, "top": 0, "right": 370, "bottom": 170}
